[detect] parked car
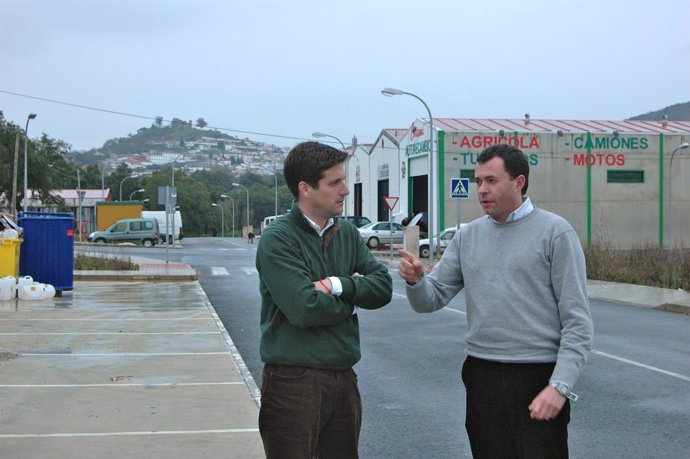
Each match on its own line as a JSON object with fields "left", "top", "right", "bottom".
{"left": 358, "top": 222, "right": 405, "bottom": 249}
{"left": 88, "top": 218, "right": 160, "bottom": 247}
{"left": 419, "top": 225, "right": 467, "bottom": 258}
{"left": 338, "top": 215, "right": 372, "bottom": 228}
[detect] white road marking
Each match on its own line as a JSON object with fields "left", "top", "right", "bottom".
{"left": 211, "top": 267, "right": 229, "bottom": 275}
{"left": 18, "top": 352, "right": 229, "bottom": 357}
{"left": 0, "top": 382, "right": 244, "bottom": 388}
{"left": 0, "top": 429, "right": 259, "bottom": 438}
{"left": 0, "top": 318, "right": 209, "bottom": 322}
{"left": 593, "top": 350, "right": 690, "bottom": 382}
{"left": 393, "top": 290, "right": 687, "bottom": 382}
{"left": 0, "top": 332, "right": 216, "bottom": 336}
{"left": 242, "top": 267, "right": 258, "bottom": 275}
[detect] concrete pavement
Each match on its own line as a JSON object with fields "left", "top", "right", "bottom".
{"left": 0, "top": 262, "right": 264, "bottom": 459}
{"left": 2, "top": 250, "right": 688, "bottom": 458}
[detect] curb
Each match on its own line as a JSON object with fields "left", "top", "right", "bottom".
{"left": 74, "top": 269, "right": 198, "bottom": 281}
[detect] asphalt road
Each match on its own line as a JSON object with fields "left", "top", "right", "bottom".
{"left": 104, "top": 238, "right": 690, "bottom": 458}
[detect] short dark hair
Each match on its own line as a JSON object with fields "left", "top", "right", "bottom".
{"left": 476, "top": 143, "right": 530, "bottom": 195}
{"left": 283, "top": 141, "right": 347, "bottom": 199}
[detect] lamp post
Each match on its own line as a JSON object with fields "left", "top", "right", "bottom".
{"left": 232, "top": 182, "right": 250, "bottom": 229}
{"left": 119, "top": 174, "right": 140, "bottom": 201}
{"left": 669, "top": 142, "right": 690, "bottom": 249}
{"left": 211, "top": 203, "right": 225, "bottom": 237}
{"left": 273, "top": 162, "right": 281, "bottom": 218}
{"left": 220, "top": 194, "right": 235, "bottom": 237}
{"left": 171, "top": 153, "right": 184, "bottom": 187}
{"left": 129, "top": 188, "right": 145, "bottom": 200}
{"left": 313, "top": 131, "right": 351, "bottom": 218}
{"left": 381, "top": 87, "right": 437, "bottom": 259}
{"left": 22, "top": 113, "right": 37, "bottom": 213}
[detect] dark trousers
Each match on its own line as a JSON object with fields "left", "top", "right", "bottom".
{"left": 259, "top": 364, "right": 362, "bottom": 459}
{"left": 461, "top": 356, "right": 571, "bottom": 459}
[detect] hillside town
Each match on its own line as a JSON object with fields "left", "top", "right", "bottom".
{"left": 103, "top": 137, "right": 289, "bottom": 177}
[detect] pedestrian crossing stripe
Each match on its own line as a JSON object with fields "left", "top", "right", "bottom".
{"left": 450, "top": 178, "right": 470, "bottom": 199}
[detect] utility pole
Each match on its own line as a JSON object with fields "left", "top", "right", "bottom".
{"left": 11, "top": 133, "right": 19, "bottom": 217}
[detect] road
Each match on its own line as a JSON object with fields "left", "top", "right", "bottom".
{"left": 101, "top": 238, "right": 690, "bottom": 458}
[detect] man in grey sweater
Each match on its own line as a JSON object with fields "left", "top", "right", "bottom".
{"left": 399, "top": 143, "right": 593, "bottom": 458}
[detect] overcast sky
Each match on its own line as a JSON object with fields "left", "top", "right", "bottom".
{"left": 1, "top": 0, "right": 688, "bottom": 151}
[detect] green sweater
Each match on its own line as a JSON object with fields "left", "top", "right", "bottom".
{"left": 256, "top": 204, "right": 392, "bottom": 370}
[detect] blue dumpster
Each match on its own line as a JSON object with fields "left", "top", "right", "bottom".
{"left": 18, "top": 211, "right": 74, "bottom": 295}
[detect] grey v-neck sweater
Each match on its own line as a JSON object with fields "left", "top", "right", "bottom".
{"left": 406, "top": 208, "right": 593, "bottom": 388}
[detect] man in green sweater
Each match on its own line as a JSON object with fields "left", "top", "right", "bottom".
{"left": 399, "top": 143, "right": 593, "bottom": 458}
{"left": 256, "top": 141, "right": 392, "bottom": 458}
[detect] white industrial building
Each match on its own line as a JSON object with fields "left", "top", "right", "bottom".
{"left": 345, "top": 118, "right": 690, "bottom": 249}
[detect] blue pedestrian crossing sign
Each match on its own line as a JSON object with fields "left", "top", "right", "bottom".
{"left": 450, "top": 178, "right": 470, "bottom": 199}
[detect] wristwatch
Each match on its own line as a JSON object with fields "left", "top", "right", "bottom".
{"left": 550, "top": 382, "right": 579, "bottom": 402}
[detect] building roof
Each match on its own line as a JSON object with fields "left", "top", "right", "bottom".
{"left": 53, "top": 189, "right": 111, "bottom": 199}
{"left": 383, "top": 128, "right": 408, "bottom": 141}
{"left": 432, "top": 118, "right": 690, "bottom": 134}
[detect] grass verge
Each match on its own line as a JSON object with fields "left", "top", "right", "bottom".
{"left": 74, "top": 252, "right": 139, "bottom": 271}
{"left": 584, "top": 243, "right": 690, "bottom": 291}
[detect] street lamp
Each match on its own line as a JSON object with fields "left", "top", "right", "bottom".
{"left": 129, "top": 188, "right": 145, "bottom": 200}
{"left": 232, "top": 182, "right": 250, "bottom": 229}
{"left": 22, "top": 113, "right": 37, "bottom": 213}
{"left": 381, "top": 87, "right": 436, "bottom": 260}
{"left": 211, "top": 203, "right": 225, "bottom": 237}
{"left": 669, "top": 142, "right": 690, "bottom": 249}
{"left": 272, "top": 162, "right": 283, "bottom": 218}
{"left": 220, "top": 194, "right": 235, "bottom": 237}
{"left": 171, "top": 153, "right": 184, "bottom": 187}
{"left": 313, "top": 131, "right": 352, "bottom": 218}
{"left": 119, "top": 174, "right": 140, "bottom": 201}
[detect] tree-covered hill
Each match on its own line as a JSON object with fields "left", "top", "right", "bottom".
{"left": 627, "top": 101, "right": 690, "bottom": 121}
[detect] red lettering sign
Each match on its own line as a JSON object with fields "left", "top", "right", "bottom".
{"left": 452, "top": 135, "right": 540, "bottom": 149}
{"left": 571, "top": 154, "right": 626, "bottom": 166}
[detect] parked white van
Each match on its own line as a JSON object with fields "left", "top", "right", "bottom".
{"left": 142, "top": 211, "right": 183, "bottom": 244}
{"left": 261, "top": 215, "right": 281, "bottom": 232}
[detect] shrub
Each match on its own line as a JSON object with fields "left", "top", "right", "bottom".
{"left": 74, "top": 253, "right": 139, "bottom": 271}
{"left": 584, "top": 243, "right": 690, "bottom": 291}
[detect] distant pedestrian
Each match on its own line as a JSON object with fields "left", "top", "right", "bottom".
{"left": 247, "top": 232, "right": 255, "bottom": 243}
{"left": 211, "top": 226, "right": 217, "bottom": 237}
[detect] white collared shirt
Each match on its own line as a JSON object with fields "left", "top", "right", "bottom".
{"left": 489, "top": 196, "right": 534, "bottom": 223}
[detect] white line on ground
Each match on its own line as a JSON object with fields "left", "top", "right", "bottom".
{"left": 395, "top": 289, "right": 686, "bottom": 381}
{"left": 196, "top": 283, "right": 262, "bottom": 408}
{"left": 0, "top": 429, "right": 260, "bottom": 439}
{"left": 241, "top": 267, "right": 258, "bottom": 275}
{"left": 211, "top": 267, "right": 229, "bottom": 275}
{"left": 18, "top": 352, "right": 229, "bottom": 357}
{"left": 593, "top": 350, "right": 690, "bottom": 382}
{"left": 0, "top": 318, "right": 210, "bottom": 321}
{"left": 0, "top": 332, "right": 217, "bottom": 335}
{"left": 0, "top": 382, "right": 245, "bottom": 388}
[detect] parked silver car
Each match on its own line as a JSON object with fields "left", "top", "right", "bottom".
{"left": 88, "top": 218, "right": 160, "bottom": 248}
{"left": 419, "top": 225, "right": 466, "bottom": 258}
{"left": 358, "top": 222, "right": 405, "bottom": 249}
